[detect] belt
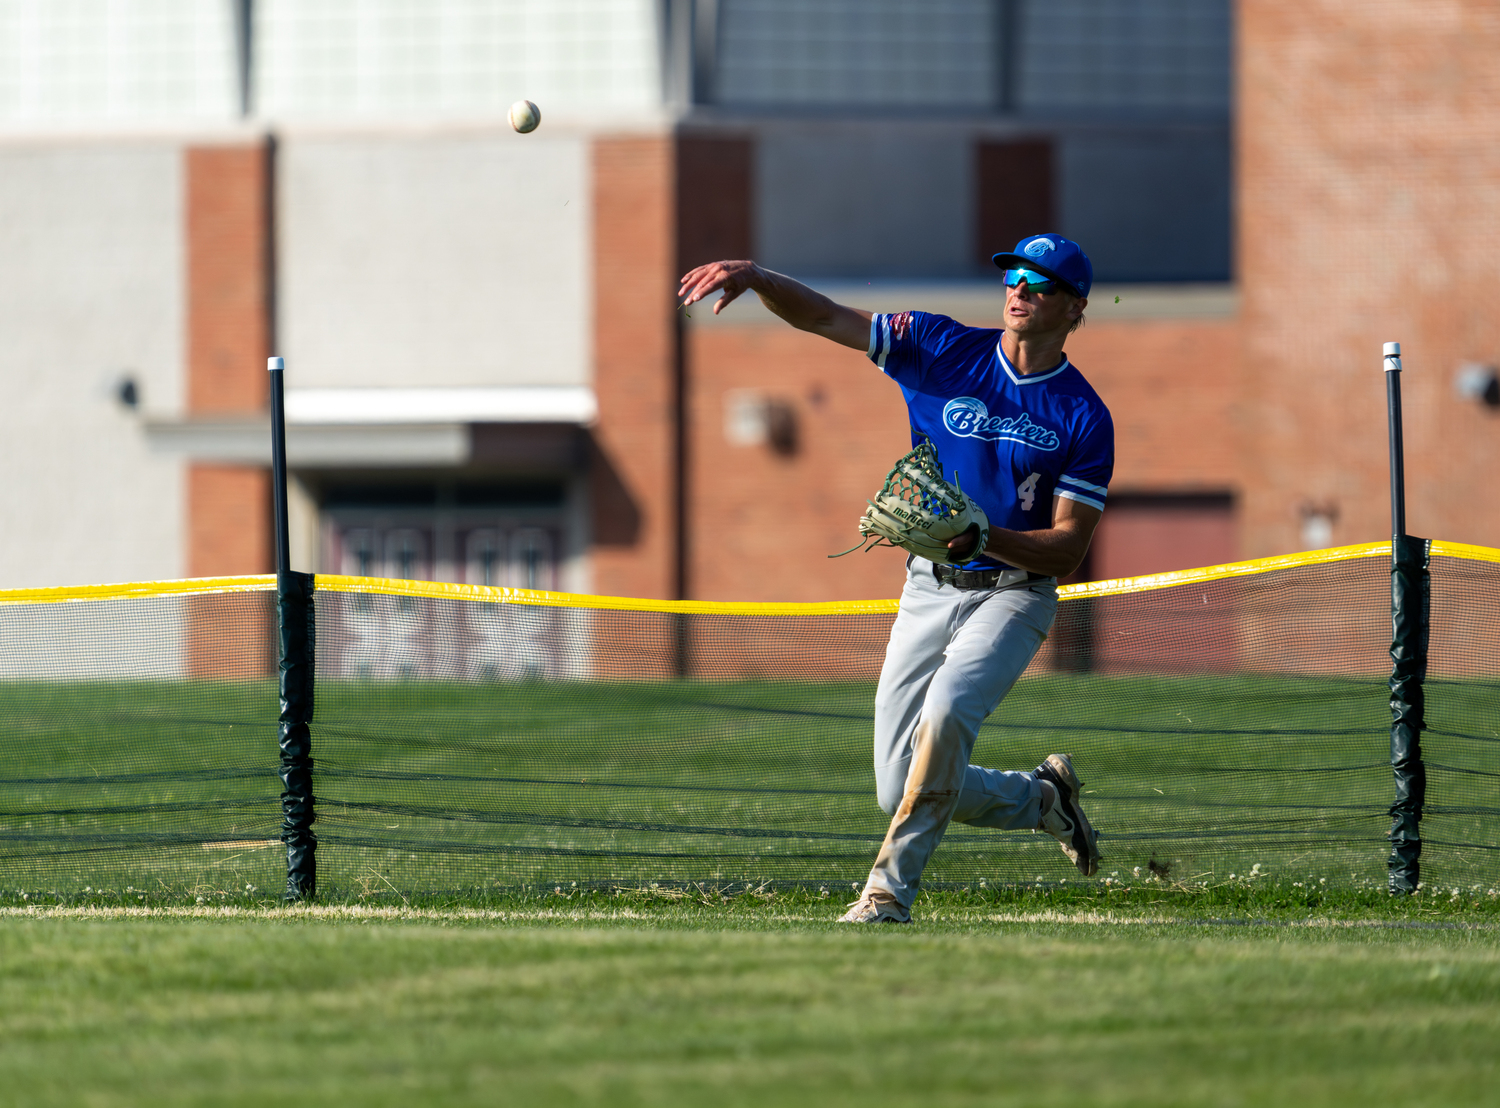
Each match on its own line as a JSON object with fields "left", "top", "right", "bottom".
{"left": 931, "top": 562, "right": 1051, "bottom": 591}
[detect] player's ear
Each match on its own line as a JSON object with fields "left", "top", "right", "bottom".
{"left": 1066, "top": 295, "right": 1087, "bottom": 334}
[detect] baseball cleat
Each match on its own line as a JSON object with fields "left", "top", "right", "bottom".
{"left": 838, "top": 890, "right": 912, "bottom": 924}
{"left": 1036, "top": 752, "right": 1101, "bottom": 877}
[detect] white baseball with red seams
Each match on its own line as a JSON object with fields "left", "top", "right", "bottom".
{"left": 508, "top": 100, "right": 540, "bottom": 133}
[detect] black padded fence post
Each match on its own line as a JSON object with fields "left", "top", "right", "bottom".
{"left": 278, "top": 569, "right": 317, "bottom": 901}
{"left": 270, "top": 355, "right": 317, "bottom": 900}
{"left": 1388, "top": 534, "right": 1429, "bottom": 895}
{"left": 1384, "top": 341, "right": 1428, "bottom": 895}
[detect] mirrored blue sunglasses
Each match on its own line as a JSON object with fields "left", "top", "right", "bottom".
{"left": 1003, "top": 267, "right": 1062, "bottom": 294}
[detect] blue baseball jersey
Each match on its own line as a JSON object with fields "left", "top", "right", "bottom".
{"left": 867, "top": 310, "right": 1114, "bottom": 573}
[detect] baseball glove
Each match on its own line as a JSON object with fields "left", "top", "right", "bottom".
{"left": 832, "top": 438, "right": 989, "bottom": 565}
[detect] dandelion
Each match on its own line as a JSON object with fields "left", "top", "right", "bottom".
{"left": 245, "top": 884, "right": 256, "bottom": 893}
{"left": 1133, "top": 866, "right": 1141, "bottom": 877}
{"left": 196, "top": 897, "right": 205, "bottom": 905}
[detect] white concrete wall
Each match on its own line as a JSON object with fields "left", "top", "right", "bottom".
{"left": 278, "top": 128, "right": 592, "bottom": 390}
{"left": 0, "top": 138, "right": 186, "bottom": 588}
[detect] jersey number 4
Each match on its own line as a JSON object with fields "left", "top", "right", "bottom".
{"left": 1018, "top": 472, "right": 1041, "bottom": 512}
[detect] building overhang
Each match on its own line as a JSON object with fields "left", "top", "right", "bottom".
{"left": 143, "top": 387, "right": 595, "bottom": 468}
{"left": 283, "top": 386, "right": 596, "bottom": 425}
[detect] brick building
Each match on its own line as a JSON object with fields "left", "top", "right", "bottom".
{"left": 0, "top": 2, "right": 1491, "bottom": 601}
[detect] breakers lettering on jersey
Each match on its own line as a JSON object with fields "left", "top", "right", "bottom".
{"left": 942, "top": 398, "right": 1061, "bottom": 449}
{"left": 868, "top": 310, "right": 1115, "bottom": 572}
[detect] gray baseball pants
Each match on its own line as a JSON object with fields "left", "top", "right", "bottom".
{"left": 862, "top": 557, "right": 1058, "bottom": 907}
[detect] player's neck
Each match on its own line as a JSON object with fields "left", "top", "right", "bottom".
{"left": 1000, "top": 329, "right": 1069, "bottom": 376}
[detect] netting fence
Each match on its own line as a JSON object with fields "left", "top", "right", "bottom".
{"left": 1, "top": 542, "right": 1495, "bottom": 897}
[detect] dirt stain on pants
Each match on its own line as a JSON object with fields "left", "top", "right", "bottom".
{"left": 865, "top": 715, "right": 967, "bottom": 904}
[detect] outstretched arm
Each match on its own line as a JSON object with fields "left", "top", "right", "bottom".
{"left": 678, "top": 260, "right": 872, "bottom": 351}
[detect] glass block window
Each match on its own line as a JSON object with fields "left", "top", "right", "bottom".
{"left": 1016, "top": 0, "right": 1231, "bottom": 114}
{"left": 0, "top": 0, "right": 237, "bottom": 124}
{"left": 254, "top": 0, "right": 660, "bottom": 117}
{"left": 714, "top": 0, "right": 996, "bottom": 109}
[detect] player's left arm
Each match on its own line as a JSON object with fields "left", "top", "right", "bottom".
{"left": 949, "top": 495, "right": 1102, "bottom": 578}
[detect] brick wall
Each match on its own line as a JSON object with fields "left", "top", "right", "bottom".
{"left": 683, "top": 315, "right": 1239, "bottom": 601}
{"left": 184, "top": 141, "right": 273, "bottom": 577}
{"left": 591, "top": 136, "right": 681, "bottom": 600}
{"left": 186, "top": 466, "right": 270, "bottom": 577}
{"left": 1066, "top": 317, "right": 1242, "bottom": 493}
{"left": 1238, "top": 0, "right": 1500, "bottom": 556}
{"left": 184, "top": 141, "right": 274, "bottom": 676}
{"left": 685, "top": 323, "right": 911, "bottom": 602}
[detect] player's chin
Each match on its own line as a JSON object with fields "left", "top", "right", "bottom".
{"left": 1008, "top": 315, "right": 1062, "bottom": 336}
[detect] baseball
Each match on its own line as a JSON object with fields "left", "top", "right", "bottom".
{"left": 509, "top": 99, "right": 540, "bottom": 134}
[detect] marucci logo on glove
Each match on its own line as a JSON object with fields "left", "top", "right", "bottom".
{"left": 942, "top": 397, "right": 1060, "bottom": 450}
{"left": 830, "top": 437, "right": 989, "bottom": 566}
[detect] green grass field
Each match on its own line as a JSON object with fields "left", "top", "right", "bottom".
{"left": 3, "top": 667, "right": 1499, "bottom": 1105}
{"left": 2, "top": 886, "right": 1499, "bottom": 1106}
{"left": 2, "top": 670, "right": 1496, "bottom": 898}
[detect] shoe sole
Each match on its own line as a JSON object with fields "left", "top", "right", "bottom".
{"left": 1039, "top": 753, "right": 1101, "bottom": 877}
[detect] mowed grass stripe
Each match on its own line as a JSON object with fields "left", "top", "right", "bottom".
{"left": 1, "top": 914, "right": 1498, "bottom": 1107}
{"left": 4, "top": 904, "right": 1499, "bottom": 931}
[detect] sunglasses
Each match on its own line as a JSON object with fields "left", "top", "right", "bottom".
{"left": 1003, "top": 267, "right": 1064, "bottom": 294}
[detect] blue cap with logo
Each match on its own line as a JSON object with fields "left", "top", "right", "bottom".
{"left": 991, "top": 234, "right": 1093, "bottom": 299}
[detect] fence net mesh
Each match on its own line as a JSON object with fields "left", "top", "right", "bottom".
{"left": 0, "top": 587, "right": 284, "bottom": 897}
{"left": 1, "top": 545, "right": 1496, "bottom": 897}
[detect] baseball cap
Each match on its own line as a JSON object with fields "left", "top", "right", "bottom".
{"left": 991, "top": 234, "right": 1092, "bottom": 298}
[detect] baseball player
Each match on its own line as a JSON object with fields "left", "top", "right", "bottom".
{"left": 679, "top": 234, "right": 1111, "bottom": 923}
